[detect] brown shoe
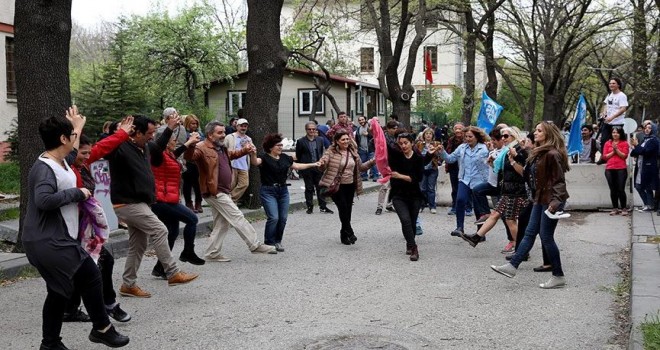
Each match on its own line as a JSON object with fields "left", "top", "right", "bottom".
{"left": 119, "top": 284, "right": 151, "bottom": 298}
{"left": 194, "top": 203, "right": 203, "bottom": 213}
{"left": 168, "top": 271, "right": 199, "bottom": 286}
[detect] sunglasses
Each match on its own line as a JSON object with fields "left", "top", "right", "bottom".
{"left": 502, "top": 134, "right": 510, "bottom": 139}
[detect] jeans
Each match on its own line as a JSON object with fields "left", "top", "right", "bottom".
{"left": 392, "top": 196, "right": 422, "bottom": 247}
{"left": 358, "top": 149, "right": 379, "bottom": 179}
{"left": 420, "top": 169, "right": 438, "bottom": 209}
{"left": 635, "top": 183, "right": 654, "bottom": 208}
{"left": 455, "top": 182, "right": 474, "bottom": 230}
{"left": 151, "top": 202, "right": 199, "bottom": 252}
{"left": 300, "top": 169, "right": 327, "bottom": 210}
{"left": 42, "top": 257, "right": 110, "bottom": 347}
{"left": 260, "top": 186, "right": 290, "bottom": 245}
{"left": 182, "top": 162, "right": 202, "bottom": 205}
{"left": 331, "top": 183, "right": 356, "bottom": 240}
{"left": 448, "top": 167, "right": 459, "bottom": 209}
{"left": 511, "top": 203, "right": 564, "bottom": 276}
{"left": 605, "top": 169, "right": 628, "bottom": 209}
{"left": 472, "top": 181, "right": 499, "bottom": 219}
{"left": 514, "top": 202, "right": 549, "bottom": 265}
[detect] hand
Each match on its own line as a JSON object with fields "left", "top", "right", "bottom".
{"left": 80, "top": 188, "right": 91, "bottom": 200}
{"left": 245, "top": 143, "right": 257, "bottom": 153}
{"left": 185, "top": 132, "right": 201, "bottom": 146}
{"left": 167, "top": 115, "right": 181, "bottom": 130}
{"left": 66, "top": 105, "right": 86, "bottom": 130}
{"left": 119, "top": 116, "right": 134, "bottom": 134}
{"left": 391, "top": 171, "right": 400, "bottom": 179}
{"left": 509, "top": 147, "right": 518, "bottom": 158}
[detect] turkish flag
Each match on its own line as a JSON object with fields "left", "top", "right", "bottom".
{"left": 424, "top": 50, "right": 433, "bottom": 84}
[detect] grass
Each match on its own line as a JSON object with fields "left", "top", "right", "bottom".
{"left": 642, "top": 314, "right": 660, "bottom": 350}
{"left": 0, "top": 162, "right": 20, "bottom": 194}
{"left": 0, "top": 207, "right": 19, "bottom": 221}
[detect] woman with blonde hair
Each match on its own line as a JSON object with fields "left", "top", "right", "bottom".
{"left": 491, "top": 121, "right": 570, "bottom": 289}
{"left": 416, "top": 128, "right": 440, "bottom": 213}
{"left": 182, "top": 114, "right": 205, "bottom": 213}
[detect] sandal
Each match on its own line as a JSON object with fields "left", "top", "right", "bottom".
{"left": 609, "top": 209, "right": 620, "bottom": 216}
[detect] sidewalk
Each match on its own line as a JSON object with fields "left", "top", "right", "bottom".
{"left": 630, "top": 207, "right": 660, "bottom": 350}
{"left": 0, "top": 178, "right": 382, "bottom": 279}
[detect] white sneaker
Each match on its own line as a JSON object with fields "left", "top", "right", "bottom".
{"left": 539, "top": 275, "right": 566, "bottom": 289}
{"left": 544, "top": 209, "right": 571, "bottom": 219}
{"left": 430, "top": 208, "right": 437, "bottom": 214}
{"left": 205, "top": 255, "right": 231, "bottom": 262}
{"left": 252, "top": 244, "right": 277, "bottom": 254}
{"left": 490, "top": 263, "right": 517, "bottom": 278}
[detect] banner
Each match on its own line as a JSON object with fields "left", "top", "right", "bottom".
{"left": 476, "top": 91, "right": 503, "bottom": 133}
{"left": 567, "top": 94, "right": 587, "bottom": 156}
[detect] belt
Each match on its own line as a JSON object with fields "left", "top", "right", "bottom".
{"left": 265, "top": 183, "right": 290, "bottom": 187}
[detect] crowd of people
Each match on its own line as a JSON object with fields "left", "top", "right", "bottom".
{"left": 27, "top": 99, "right": 588, "bottom": 349}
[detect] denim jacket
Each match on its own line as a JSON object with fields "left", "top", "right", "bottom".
{"left": 442, "top": 143, "right": 490, "bottom": 189}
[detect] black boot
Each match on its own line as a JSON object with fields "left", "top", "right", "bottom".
{"left": 410, "top": 245, "right": 419, "bottom": 261}
{"left": 89, "top": 325, "right": 130, "bottom": 348}
{"left": 151, "top": 262, "right": 166, "bottom": 279}
{"left": 340, "top": 230, "right": 351, "bottom": 245}
{"left": 460, "top": 232, "right": 482, "bottom": 247}
{"left": 40, "top": 339, "right": 70, "bottom": 350}
{"left": 179, "top": 248, "right": 206, "bottom": 265}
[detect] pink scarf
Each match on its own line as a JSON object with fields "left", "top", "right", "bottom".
{"left": 78, "top": 197, "right": 109, "bottom": 263}
{"left": 371, "top": 117, "right": 391, "bottom": 183}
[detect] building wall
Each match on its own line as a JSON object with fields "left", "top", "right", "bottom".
{"left": 207, "top": 74, "right": 357, "bottom": 140}
{"left": 0, "top": 0, "right": 16, "bottom": 156}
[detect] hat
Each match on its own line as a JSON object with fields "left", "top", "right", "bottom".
{"left": 236, "top": 118, "right": 249, "bottom": 125}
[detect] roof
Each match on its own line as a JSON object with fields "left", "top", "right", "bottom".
{"left": 207, "top": 67, "right": 380, "bottom": 90}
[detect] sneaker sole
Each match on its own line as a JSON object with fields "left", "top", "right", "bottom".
{"left": 89, "top": 334, "right": 130, "bottom": 348}
{"left": 119, "top": 291, "right": 151, "bottom": 298}
{"left": 251, "top": 250, "right": 278, "bottom": 254}
{"left": 539, "top": 283, "right": 566, "bottom": 289}
{"left": 110, "top": 314, "right": 132, "bottom": 323}
{"left": 490, "top": 265, "right": 515, "bottom": 278}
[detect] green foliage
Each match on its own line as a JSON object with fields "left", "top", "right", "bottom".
{"left": 0, "top": 162, "right": 20, "bottom": 194}
{"left": 0, "top": 208, "right": 19, "bottom": 221}
{"left": 642, "top": 314, "right": 660, "bottom": 349}
{"left": 413, "top": 87, "right": 464, "bottom": 126}
{"left": 3, "top": 119, "right": 18, "bottom": 163}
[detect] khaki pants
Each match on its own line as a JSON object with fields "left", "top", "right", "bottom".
{"left": 230, "top": 169, "right": 249, "bottom": 202}
{"left": 115, "top": 203, "right": 179, "bottom": 286}
{"left": 204, "top": 192, "right": 261, "bottom": 259}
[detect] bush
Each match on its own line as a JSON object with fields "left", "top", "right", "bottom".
{"left": 3, "top": 118, "right": 18, "bottom": 163}
{"left": 0, "top": 162, "right": 20, "bottom": 194}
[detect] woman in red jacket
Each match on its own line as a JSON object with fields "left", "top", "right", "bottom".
{"left": 602, "top": 127, "right": 630, "bottom": 215}
{"left": 151, "top": 128, "right": 204, "bottom": 279}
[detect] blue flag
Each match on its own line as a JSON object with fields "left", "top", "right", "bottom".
{"left": 476, "top": 91, "right": 503, "bottom": 134}
{"left": 567, "top": 94, "right": 587, "bottom": 156}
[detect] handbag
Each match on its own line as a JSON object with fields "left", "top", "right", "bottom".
{"left": 320, "top": 150, "right": 349, "bottom": 197}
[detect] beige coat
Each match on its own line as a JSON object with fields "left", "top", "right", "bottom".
{"left": 319, "top": 147, "right": 372, "bottom": 196}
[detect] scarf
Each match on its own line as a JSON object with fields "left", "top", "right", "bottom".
{"left": 371, "top": 117, "right": 391, "bottom": 183}
{"left": 79, "top": 197, "right": 109, "bottom": 263}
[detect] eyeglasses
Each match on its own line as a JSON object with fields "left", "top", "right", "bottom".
{"left": 502, "top": 134, "right": 510, "bottom": 139}
{"left": 306, "top": 128, "right": 317, "bottom": 131}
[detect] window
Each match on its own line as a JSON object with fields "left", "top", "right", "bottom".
{"left": 378, "top": 93, "right": 386, "bottom": 115}
{"left": 423, "top": 46, "right": 438, "bottom": 72}
{"left": 299, "top": 90, "right": 324, "bottom": 115}
{"left": 360, "top": 47, "right": 374, "bottom": 72}
{"left": 5, "top": 37, "right": 16, "bottom": 100}
{"left": 227, "top": 90, "right": 246, "bottom": 116}
{"left": 355, "top": 90, "right": 364, "bottom": 114}
{"left": 424, "top": 13, "right": 438, "bottom": 29}
{"left": 360, "top": 1, "right": 375, "bottom": 30}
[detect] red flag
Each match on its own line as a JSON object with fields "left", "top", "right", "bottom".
{"left": 424, "top": 50, "right": 433, "bottom": 84}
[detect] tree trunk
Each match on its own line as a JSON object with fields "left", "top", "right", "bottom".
{"left": 392, "top": 100, "right": 412, "bottom": 130}
{"left": 462, "top": 32, "right": 477, "bottom": 125}
{"left": 483, "top": 11, "right": 498, "bottom": 100}
{"left": 525, "top": 72, "right": 539, "bottom": 131}
{"left": 541, "top": 93, "right": 564, "bottom": 124}
{"left": 13, "top": 0, "right": 73, "bottom": 252}
{"left": 630, "top": 0, "right": 649, "bottom": 120}
{"left": 244, "top": 0, "right": 288, "bottom": 209}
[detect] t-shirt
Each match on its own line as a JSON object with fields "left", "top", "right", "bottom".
{"left": 216, "top": 147, "right": 233, "bottom": 194}
{"left": 230, "top": 134, "right": 251, "bottom": 170}
{"left": 604, "top": 92, "right": 628, "bottom": 125}
{"left": 258, "top": 152, "right": 293, "bottom": 186}
{"left": 357, "top": 125, "right": 369, "bottom": 151}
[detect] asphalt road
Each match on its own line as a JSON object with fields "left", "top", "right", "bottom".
{"left": 0, "top": 191, "right": 628, "bottom": 349}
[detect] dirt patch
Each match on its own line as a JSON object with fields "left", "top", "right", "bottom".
{"left": 609, "top": 247, "right": 632, "bottom": 347}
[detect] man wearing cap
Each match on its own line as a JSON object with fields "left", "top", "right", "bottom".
{"left": 225, "top": 118, "right": 252, "bottom": 202}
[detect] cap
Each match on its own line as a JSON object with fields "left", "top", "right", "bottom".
{"left": 236, "top": 118, "right": 249, "bottom": 125}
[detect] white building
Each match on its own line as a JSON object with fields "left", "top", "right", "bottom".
{"left": 0, "top": 0, "right": 15, "bottom": 161}
{"left": 280, "top": 1, "right": 487, "bottom": 117}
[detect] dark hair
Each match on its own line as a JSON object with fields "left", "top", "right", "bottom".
{"left": 386, "top": 120, "right": 399, "bottom": 129}
{"left": 237, "top": 109, "right": 244, "bottom": 118}
{"left": 611, "top": 126, "right": 627, "bottom": 141}
{"left": 389, "top": 114, "right": 399, "bottom": 121}
{"left": 611, "top": 77, "right": 623, "bottom": 90}
{"left": 396, "top": 130, "right": 415, "bottom": 142}
{"left": 581, "top": 124, "right": 594, "bottom": 133}
{"left": 466, "top": 126, "right": 489, "bottom": 144}
{"left": 332, "top": 130, "right": 350, "bottom": 143}
{"left": 338, "top": 111, "right": 347, "bottom": 116}
{"left": 79, "top": 134, "right": 91, "bottom": 147}
{"left": 133, "top": 115, "right": 157, "bottom": 135}
{"left": 262, "top": 133, "right": 283, "bottom": 153}
{"left": 108, "top": 121, "right": 120, "bottom": 136}
{"left": 527, "top": 132, "right": 535, "bottom": 143}
{"left": 489, "top": 126, "right": 502, "bottom": 140}
{"left": 39, "top": 116, "right": 73, "bottom": 151}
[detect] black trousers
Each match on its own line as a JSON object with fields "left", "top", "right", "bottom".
{"left": 515, "top": 202, "right": 550, "bottom": 265}
{"left": 65, "top": 246, "right": 116, "bottom": 314}
{"left": 43, "top": 257, "right": 110, "bottom": 346}
{"left": 392, "top": 196, "right": 422, "bottom": 247}
{"left": 301, "top": 169, "right": 327, "bottom": 209}
{"left": 182, "top": 163, "right": 202, "bottom": 205}
{"left": 331, "top": 183, "right": 356, "bottom": 240}
{"left": 605, "top": 168, "right": 628, "bottom": 209}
